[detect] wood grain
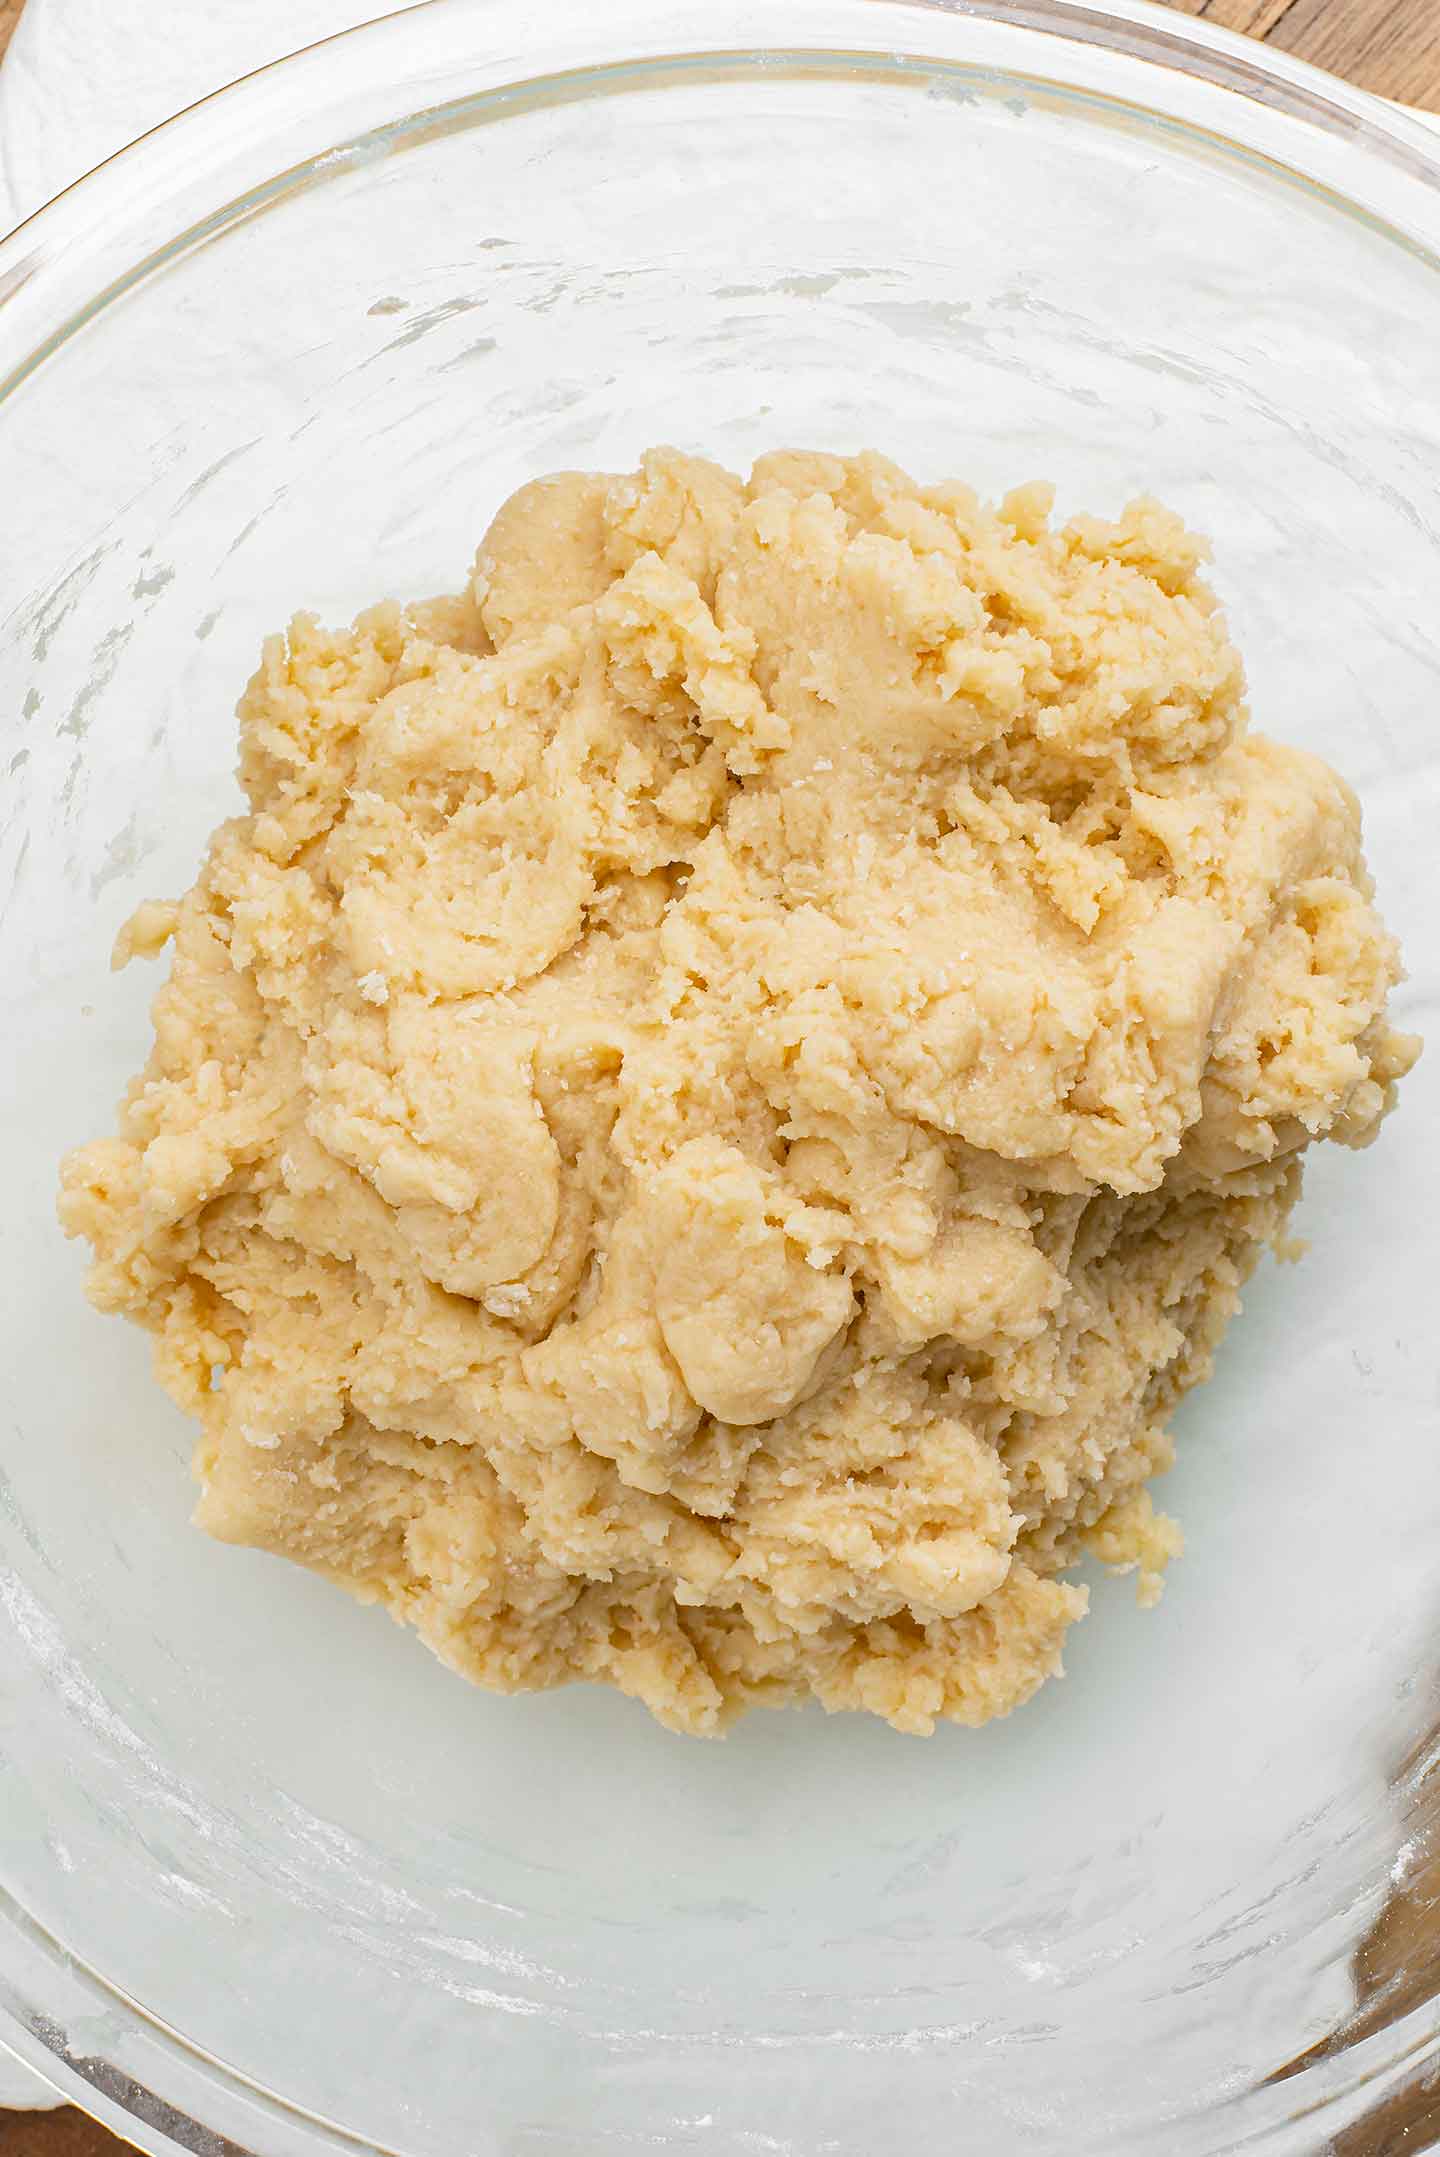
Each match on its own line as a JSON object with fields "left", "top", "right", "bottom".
{"left": 1167, "top": 0, "right": 1440, "bottom": 105}
{"left": 0, "top": 0, "right": 24, "bottom": 64}
{"left": 0, "top": 0, "right": 1437, "bottom": 2153}
{"left": 0, "top": 2109, "right": 121, "bottom": 2156}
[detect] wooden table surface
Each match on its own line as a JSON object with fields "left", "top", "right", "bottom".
{"left": 1, "top": 0, "right": 1438, "bottom": 2151}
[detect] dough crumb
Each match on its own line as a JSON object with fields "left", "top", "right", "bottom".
{"left": 1084, "top": 1491, "right": 1185, "bottom": 1609}
{"left": 111, "top": 899, "right": 178, "bottom": 969}
{"left": 59, "top": 450, "right": 1419, "bottom": 1736}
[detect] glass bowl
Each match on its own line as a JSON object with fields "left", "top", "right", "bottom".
{"left": 3, "top": 2, "right": 1439, "bottom": 2151}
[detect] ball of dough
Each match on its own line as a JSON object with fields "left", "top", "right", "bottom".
{"left": 59, "top": 449, "right": 1418, "bottom": 1736}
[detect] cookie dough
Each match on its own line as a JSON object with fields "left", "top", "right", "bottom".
{"left": 60, "top": 450, "right": 1417, "bottom": 1735}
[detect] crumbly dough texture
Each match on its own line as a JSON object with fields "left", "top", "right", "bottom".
{"left": 61, "top": 450, "right": 1417, "bottom": 1736}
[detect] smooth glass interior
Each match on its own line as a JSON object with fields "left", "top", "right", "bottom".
{"left": 3, "top": 5, "right": 1440, "bottom": 2152}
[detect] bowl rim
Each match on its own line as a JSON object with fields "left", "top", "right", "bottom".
{"left": 2, "top": 0, "right": 1440, "bottom": 411}
{"left": 0, "top": 0, "right": 1438, "bottom": 249}
{"left": 4, "top": 0, "right": 1440, "bottom": 401}
{"left": 4, "top": 2, "right": 1440, "bottom": 2152}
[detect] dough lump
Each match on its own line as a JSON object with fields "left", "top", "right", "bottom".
{"left": 60, "top": 450, "right": 1418, "bottom": 1736}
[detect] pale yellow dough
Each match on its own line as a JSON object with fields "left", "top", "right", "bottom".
{"left": 60, "top": 450, "right": 1418, "bottom": 1736}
